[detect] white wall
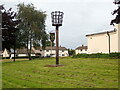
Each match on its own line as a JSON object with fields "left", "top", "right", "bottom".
{"left": 43, "top": 50, "right": 69, "bottom": 57}
{"left": 18, "top": 54, "right": 27, "bottom": 57}
{"left": 75, "top": 49, "right": 87, "bottom": 54}
{"left": 87, "top": 29, "right": 118, "bottom": 54}
{"left": 2, "top": 49, "right": 9, "bottom": 57}
{"left": 110, "top": 31, "right": 118, "bottom": 52}
{"left": 87, "top": 34, "right": 109, "bottom": 54}
{"left": 115, "top": 24, "right": 120, "bottom": 52}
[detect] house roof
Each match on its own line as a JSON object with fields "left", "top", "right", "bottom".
{"left": 11, "top": 48, "right": 35, "bottom": 54}
{"left": 45, "top": 46, "right": 68, "bottom": 50}
{"left": 34, "top": 46, "right": 68, "bottom": 50}
{"left": 34, "top": 50, "right": 41, "bottom": 53}
{"left": 34, "top": 47, "right": 42, "bottom": 50}
{"left": 17, "top": 49, "right": 35, "bottom": 54}
{"left": 86, "top": 29, "right": 117, "bottom": 37}
{"left": 76, "top": 45, "right": 88, "bottom": 50}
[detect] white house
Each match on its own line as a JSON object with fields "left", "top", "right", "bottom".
{"left": 10, "top": 48, "right": 36, "bottom": 58}
{"left": 86, "top": 24, "right": 120, "bottom": 54}
{"left": 2, "top": 48, "right": 9, "bottom": 57}
{"left": 75, "top": 45, "right": 88, "bottom": 54}
{"left": 33, "top": 46, "right": 69, "bottom": 57}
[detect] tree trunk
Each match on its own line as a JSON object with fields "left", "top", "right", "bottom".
{"left": 13, "top": 29, "right": 16, "bottom": 62}
{"left": 29, "top": 30, "right": 32, "bottom": 60}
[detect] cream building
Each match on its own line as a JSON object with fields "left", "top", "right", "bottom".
{"left": 2, "top": 48, "right": 9, "bottom": 57}
{"left": 75, "top": 45, "right": 88, "bottom": 54}
{"left": 33, "top": 46, "right": 69, "bottom": 57}
{"left": 86, "top": 24, "right": 120, "bottom": 54}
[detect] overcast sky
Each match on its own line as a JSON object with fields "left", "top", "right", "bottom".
{"left": 0, "top": 0, "right": 117, "bottom": 49}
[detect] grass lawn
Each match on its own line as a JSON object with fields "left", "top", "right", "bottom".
{"left": 2, "top": 57, "right": 119, "bottom": 88}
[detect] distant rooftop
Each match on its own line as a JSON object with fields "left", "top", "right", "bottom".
{"left": 35, "top": 46, "right": 68, "bottom": 50}
{"left": 76, "top": 45, "right": 88, "bottom": 50}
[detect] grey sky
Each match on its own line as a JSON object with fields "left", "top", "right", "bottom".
{"left": 0, "top": 0, "right": 117, "bottom": 49}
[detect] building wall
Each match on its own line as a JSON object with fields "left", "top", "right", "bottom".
{"left": 18, "top": 54, "right": 27, "bottom": 57}
{"left": 43, "top": 50, "right": 69, "bottom": 57}
{"left": 87, "top": 34, "right": 108, "bottom": 54}
{"left": 2, "top": 49, "right": 9, "bottom": 57}
{"left": 118, "top": 25, "right": 120, "bottom": 52}
{"left": 75, "top": 49, "right": 87, "bottom": 54}
{"left": 87, "top": 30, "right": 118, "bottom": 54}
{"left": 109, "top": 31, "right": 118, "bottom": 52}
{"left": 17, "top": 54, "right": 36, "bottom": 57}
{"left": 115, "top": 24, "right": 120, "bottom": 52}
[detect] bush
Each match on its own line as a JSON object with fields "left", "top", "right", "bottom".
{"left": 72, "top": 53, "right": 120, "bottom": 59}
{"left": 11, "top": 56, "right": 41, "bottom": 59}
{"left": 109, "top": 53, "right": 120, "bottom": 59}
{"left": 2, "top": 57, "right": 10, "bottom": 59}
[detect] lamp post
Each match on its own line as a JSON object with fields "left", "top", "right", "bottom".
{"left": 51, "top": 11, "right": 64, "bottom": 65}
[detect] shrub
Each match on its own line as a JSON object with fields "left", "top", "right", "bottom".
{"left": 109, "top": 53, "right": 120, "bottom": 59}
{"left": 72, "top": 53, "right": 120, "bottom": 59}
{"left": 11, "top": 56, "right": 41, "bottom": 59}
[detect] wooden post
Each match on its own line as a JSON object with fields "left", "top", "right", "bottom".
{"left": 56, "top": 26, "right": 59, "bottom": 65}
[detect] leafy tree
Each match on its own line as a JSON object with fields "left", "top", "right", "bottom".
{"left": 68, "top": 49, "right": 75, "bottom": 56}
{"left": 110, "top": 2, "right": 120, "bottom": 25}
{"left": 1, "top": 5, "right": 20, "bottom": 61}
{"left": 17, "top": 3, "right": 48, "bottom": 60}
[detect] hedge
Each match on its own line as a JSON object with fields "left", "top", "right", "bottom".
{"left": 2, "top": 56, "right": 41, "bottom": 59}
{"left": 72, "top": 53, "right": 120, "bottom": 59}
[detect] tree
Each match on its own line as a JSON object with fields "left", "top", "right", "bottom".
{"left": 1, "top": 5, "right": 20, "bottom": 61}
{"left": 68, "top": 49, "right": 75, "bottom": 56}
{"left": 17, "top": 3, "right": 48, "bottom": 60}
{"left": 110, "top": 2, "right": 120, "bottom": 25}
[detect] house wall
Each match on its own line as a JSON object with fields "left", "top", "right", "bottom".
{"left": 43, "top": 50, "right": 69, "bottom": 57}
{"left": 87, "top": 30, "right": 118, "bottom": 54}
{"left": 59, "top": 50, "right": 69, "bottom": 57}
{"left": 2, "top": 49, "right": 9, "bottom": 57}
{"left": 17, "top": 54, "right": 36, "bottom": 57}
{"left": 18, "top": 54, "right": 27, "bottom": 57}
{"left": 75, "top": 49, "right": 87, "bottom": 54}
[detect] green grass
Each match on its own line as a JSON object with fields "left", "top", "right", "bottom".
{"left": 2, "top": 57, "right": 119, "bottom": 88}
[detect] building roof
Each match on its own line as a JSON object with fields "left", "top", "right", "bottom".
{"left": 86, "top": 29, "right": 117, "bottom": 37}
{"left": 76, "top": 45, "right": 88, "bottom": 50}
{"left": 34, "top": 50, "right": 41, "bottom": 53}
{"left": 34, "top": 46, "right": 68, "bottom": 50}
{"left": 11, "top": 48, "right": 35, "bottom": 54}
{"left": 17, "top": 49, "right": 35, "bottom": 54}
{"left": 45, "top": 46, "right": 68, "bottom": 50}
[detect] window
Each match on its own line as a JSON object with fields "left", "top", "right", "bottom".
{"left": 46, "top": 50, "right": 49, "bottom": 52}
{"left": 81, "top": 49, "right": 82, "bottom": 51}
{"left": 85, "top": 49, "right": 87, "bottom": 51}
{"left": 62, "top": 50, "right": 64, "bottom": 52}
{"left": 62, "top": 54, "right": 65, "bottom": 56}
